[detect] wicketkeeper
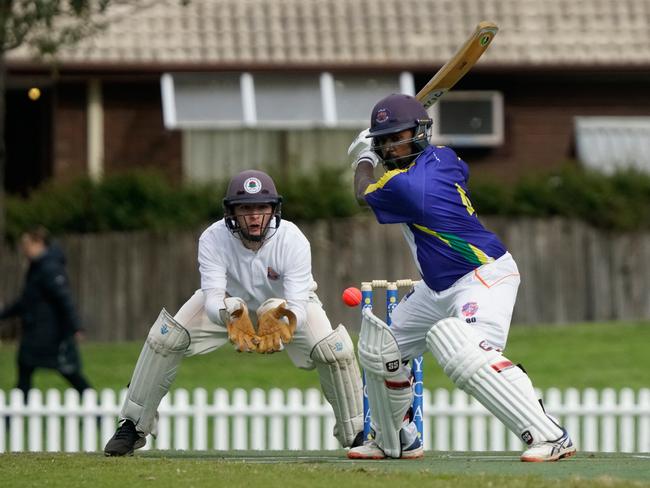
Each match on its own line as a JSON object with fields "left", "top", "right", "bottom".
{"left": 104, "top": 169, "right": 364, "bottom": 456}
{"left": 347, "top": 93, "right": 576, "bottom": 462}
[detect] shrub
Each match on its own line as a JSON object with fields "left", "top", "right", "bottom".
{"left": 5, "top": 164, "right": 650, "bottom": 240}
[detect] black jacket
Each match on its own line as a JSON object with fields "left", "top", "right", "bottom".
{"left": 0, "top": 244, "right": 83, "bottom": 370}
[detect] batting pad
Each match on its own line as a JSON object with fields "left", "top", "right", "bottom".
{"left": 311, "top": 325, "right": 364, "bottom": 447}
{"left": 121, "top": 308, "right": 191, "bottom": 435}
{"left": 358, "top": 308, "right": 413, "bottom": 458}
{"left": 426, "top": 317, "right": 562, "bottom": 446}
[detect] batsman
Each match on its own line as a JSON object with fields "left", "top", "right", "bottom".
{"left": 104, "top": 169, "right": 364, "bottom": 456}
{"left": 347, "top": 94, "right": 576, "bottom": 462}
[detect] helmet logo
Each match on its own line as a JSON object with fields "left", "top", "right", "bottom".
{"left": 243, "top": 177, "right": 262, "bottom": 194}
{"left": 375, "top": 108, "right": 390, "bottom": 124}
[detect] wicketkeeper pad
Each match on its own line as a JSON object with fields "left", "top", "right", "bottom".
{"left": 121, "top": 308, "right": 191, "bottom": 435}
{"left": 310, "top": 324, "right": 364, "bottom": 447}
{"left": 426, "top": 317, "right": 563, "bottom": 446}
{"left": 358, "top": 308, "right": 413, "bottom": 458}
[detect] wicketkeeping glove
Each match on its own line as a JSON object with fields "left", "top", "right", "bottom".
{"left": 255, "top": 299, "right": 297, "bottom": 354}
{"left": 223, "top": 297, "right": 259, "bottom": 352}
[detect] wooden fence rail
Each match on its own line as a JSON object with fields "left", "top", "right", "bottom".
{"left": 1, "top": 217, "right": 649, "bottom": 341}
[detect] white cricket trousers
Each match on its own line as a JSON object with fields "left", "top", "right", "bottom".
{"left": 391, "top": 252, "right": 521, "bottom": 360}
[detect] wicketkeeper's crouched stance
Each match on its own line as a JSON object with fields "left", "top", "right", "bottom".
{"left": 104, "top": 170, "right": 364, "bottom": 456}
{"left": 348, "top": 94, "right": 576, "bottom": 462}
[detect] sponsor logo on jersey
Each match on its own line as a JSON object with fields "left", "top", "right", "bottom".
{"left": 267, "top": 267, "right": 280, "bottom": 280}
{"left": 243, "top": 177, "right": 262, "bottom": 194}
{"left": 461, "top": 301, "right": 479, "bottom": 317}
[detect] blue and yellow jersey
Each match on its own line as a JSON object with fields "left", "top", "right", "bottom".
{"left": 364, "top": 145, "right": 507, "bottom": 292}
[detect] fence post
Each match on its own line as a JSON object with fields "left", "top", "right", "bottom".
{"left": 27, "top": 389, "right": 43, "bottom": 452}
{"left": 232, "top": 389, "right": 248, "bottom": 450}
{"left": 305, "top": 389, "right": 322, "bottom": 451}
{"left": 452, "top": 390, "right": 469, "bottom": 451}
{"left": 193, "top": 388, "right": 208, "bottom": 450}
{"left": 45, "top": 390, "right": 61, "bottom": 452}
{"left": 9, "top": 389, "right": 25, "bottom": 452}
{"left": 269, "top": 389, "right": 284, "bottom": 450}
{"left": 583, "top": 388, "right": 598, "bottom": 452}
{"left": 620, "top": 388, "right": 635, "bottom": 452}
{"left": 433, "top": 389, "right": 450, "bottom": 451}
{"left": 214, "top": 389, "right": 229, "bottom": 450}
{"left": 100, "top": 389, "right": 118, "bottom": 446}
{"left": 469, "top": 396, "right": 487, "bottom": 452}
{"left": 287, "top": 389, "right": 303, "bottom": 450}
{"left": 81, "top": 389, "right": 98, "bottom": 452}
{"left": 64, "top": 389, "right": 80, "bottom": 452}
{"left": 250, "top": 389, "right": 266, "bottom": 451}
{"left": 174, "top": 389, "right": 190, "bottom": 450}
{"left": 156, "top": 395, "right": 172, "bottom": 450}
{"left": 639, "top": 388, "right": 650, "bottom": 453}
{"left": 601, "top": 388, "right": 617, "bottom": 452}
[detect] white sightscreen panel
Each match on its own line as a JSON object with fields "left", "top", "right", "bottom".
{"left": 333, "top": 74, "right": 403, "bottom": 125}
{"left": 173, "top": 73, "right": 242, "bottom": 125}
{"left": 254, "top": 73, "right": 322, "bottom": 126}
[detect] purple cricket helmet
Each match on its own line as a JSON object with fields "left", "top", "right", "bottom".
{"left": 368, "top": 93, "right": 432, "bottom": 137}
{"left": 366, "top": 94, "right": 433, "bottom": 169}
{"left": 223, "top": 169, "right": 282, "bottom": 242}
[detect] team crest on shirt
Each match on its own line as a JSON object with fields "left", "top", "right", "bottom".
{"left": 461, "top": 301, "right": 479, "bottom": 317}
{"left": 267, "top": 267, "right": 280, "bottom": 280}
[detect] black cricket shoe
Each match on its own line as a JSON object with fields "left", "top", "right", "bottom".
{"left": 104, "top": 419, "right": 146, "bottom": 456}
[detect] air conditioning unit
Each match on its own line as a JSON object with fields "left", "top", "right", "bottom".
{"left": 429, "top": 91, "right": 504, "bottom": 147}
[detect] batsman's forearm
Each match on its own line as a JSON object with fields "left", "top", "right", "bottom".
{"left": 354, "top": 162, "right": 376, "bottom": 205}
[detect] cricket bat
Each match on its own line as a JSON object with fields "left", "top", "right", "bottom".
{"left": 416, "top": 21, "right": 499, "bottom": 109}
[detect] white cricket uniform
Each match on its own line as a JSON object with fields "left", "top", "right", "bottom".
{"left": 391, "top": 252, "right": 520, "bottom": 361}
{"left": 173, "top": 219, "right": 334, "bottom": 369}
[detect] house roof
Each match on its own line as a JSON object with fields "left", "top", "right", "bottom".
{"left": 7, "top": 0, "right": 650, "bottom": 70}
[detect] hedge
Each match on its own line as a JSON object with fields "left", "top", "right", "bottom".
{"left": 5, "top": 164, "right": 650, "bottom": 241}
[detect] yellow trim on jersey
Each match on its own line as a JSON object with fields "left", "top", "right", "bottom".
{"left": 364, "top": 164, "right": 414, "bottom": 195}
{"left": 413, "top": 223, "right": 493, "bottom": 265}
{"left": 412, "top": 224, "right": 450, "bottom": 245}
{"left": 468, "top": 243, "right": 492, "bottom": 264}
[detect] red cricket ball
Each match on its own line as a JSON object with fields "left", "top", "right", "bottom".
{"left": 341, "top": 287, "right": 362, "bottom": 307}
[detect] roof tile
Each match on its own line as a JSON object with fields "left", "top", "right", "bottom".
{"left": 6, "top": 0, "right": 650, "bottom": 68}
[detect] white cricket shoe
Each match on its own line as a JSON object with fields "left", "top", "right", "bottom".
{"left": 520, "top": 429, "right": 576, "bottom": 462}
{"left": 347, "top": 436, "right": 424, "bottom": 460}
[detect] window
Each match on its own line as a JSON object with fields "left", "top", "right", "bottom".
{"left": 429, "top": 91, "right": 504, "bottom": 147}
{"left": 161, "top": 72, "right": 411, "bottom": 129}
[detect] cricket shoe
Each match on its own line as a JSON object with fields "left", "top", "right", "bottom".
{"left": 104, "top": 419, "right": 146, "bottom": 457}
{"left": 347, "top": 436, "right": 423, "bottom": 460}
{"left": 520, "top": 428, "right": 576, "bottom": 462}
{"left": 350, "top": 431, "right": 365, "bottom": 448}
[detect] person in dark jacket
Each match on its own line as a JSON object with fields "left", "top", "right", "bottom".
{"left": 0, "top": 226, "right": 91, "bottom": 399}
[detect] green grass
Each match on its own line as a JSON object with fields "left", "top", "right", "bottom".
{"left": 0, "top": 321, "right": 648, "bottom": 392}
{"left": 0, "top": 452, "right": 648, "bottom": 487}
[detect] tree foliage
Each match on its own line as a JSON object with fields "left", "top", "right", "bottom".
{"left": 0, "top": 1, "right": 121, "bottom": 239}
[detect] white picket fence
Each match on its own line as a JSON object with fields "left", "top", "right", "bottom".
{"left": 1, "top": 387, "right": 649, "bottom": 453}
